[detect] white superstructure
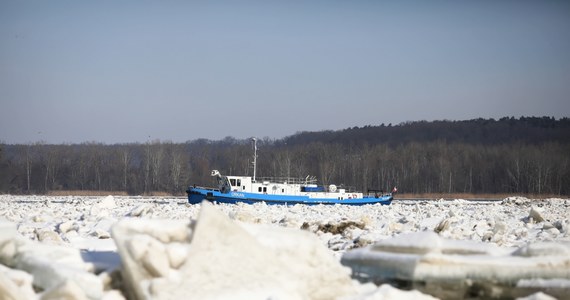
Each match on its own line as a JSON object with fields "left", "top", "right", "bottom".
{"left": 212, "top": 170, "right": 363, "bottom": 200}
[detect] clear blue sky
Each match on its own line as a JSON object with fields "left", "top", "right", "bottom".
{"left": 1, "top": 1, "right": 569, "bottom": 144}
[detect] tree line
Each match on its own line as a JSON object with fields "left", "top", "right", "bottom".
{"left": 1, "top": 117, "right": 569, "bottom": 196}
{"left": 282, "top": 116, "right": 570, "bottom": 146}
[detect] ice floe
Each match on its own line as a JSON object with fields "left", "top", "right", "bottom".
{"left": 0, "top": 195, "right": 569, "bottom": 299}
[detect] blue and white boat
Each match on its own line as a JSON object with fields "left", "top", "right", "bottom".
{"left": 186, "top": 139, "right": 394, "bottom": 206}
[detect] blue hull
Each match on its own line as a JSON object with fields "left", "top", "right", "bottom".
{"left": 186, "top": 187, "right": 393, "bottom": 206}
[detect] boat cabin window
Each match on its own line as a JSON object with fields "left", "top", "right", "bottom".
{"left": 258, "top": 187, "right": 267, "bottom": 193}
{"left": 230, "top": 179, "right": 241, "bottom": 187}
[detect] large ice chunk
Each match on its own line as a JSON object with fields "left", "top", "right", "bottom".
{"left": 112, "top": 201, "right": 360, "bottom": 300}
{"left": 341, "top": 231, "right": 570, "bottom": 299}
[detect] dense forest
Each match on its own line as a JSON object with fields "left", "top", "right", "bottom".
{"left": 1, "top": 117, "right": 569, "bottom": 196}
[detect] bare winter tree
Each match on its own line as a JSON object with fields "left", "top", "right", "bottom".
{"left": 120, "top": 146, "right": 131, "bottom": 192}
{"left": 144, "top": 141, "right": 151, "bottom": 194}
{"left": 167, "top": 144, "right": 184, "bottom": 194}
{"left": 150, "top": 141, "right": 164, "bottom": 192}
{"left": 25, "top": 144, "right": 33, "bottom": 193}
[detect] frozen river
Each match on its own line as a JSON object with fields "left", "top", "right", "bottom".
{"left": 1, "top": 195, "right": 569, "bottom": 299}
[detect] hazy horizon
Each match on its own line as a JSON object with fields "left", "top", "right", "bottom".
{"left": 2, "top": 1, "right": 569, "bottom": 144}
{"left": 0, "top": 115, "right": 565, "bottom": 145}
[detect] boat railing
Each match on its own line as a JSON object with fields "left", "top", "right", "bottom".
{"left": 366, "top": 189, "right": 392, "bottom": 197}
{"left": 254, "top": 175, "right": 318, "bottom": 185}
{"left": 342, "top": 186, "right": 361, "bottom": 193}
{"left": 188, "top": 185, "right": 219, "bottom": 192}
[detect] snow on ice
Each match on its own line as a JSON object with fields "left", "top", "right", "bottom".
{"left": 0, "top": 195, "right": 569, "bottom": 299}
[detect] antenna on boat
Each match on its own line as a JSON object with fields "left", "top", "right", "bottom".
{"left": 251, "top": 137, "right": 257, "bottom": 182}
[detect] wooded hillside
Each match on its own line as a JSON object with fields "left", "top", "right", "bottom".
{"left": 1, "top": 117, "right": 569, "bottom": 196}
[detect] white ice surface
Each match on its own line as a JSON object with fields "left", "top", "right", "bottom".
{"left": 0, "top": 195, "right": 569, "bottom": 299}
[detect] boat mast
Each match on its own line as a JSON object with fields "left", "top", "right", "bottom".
{"left": 251, "top": 137, "right": 257, "bottom": 182}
